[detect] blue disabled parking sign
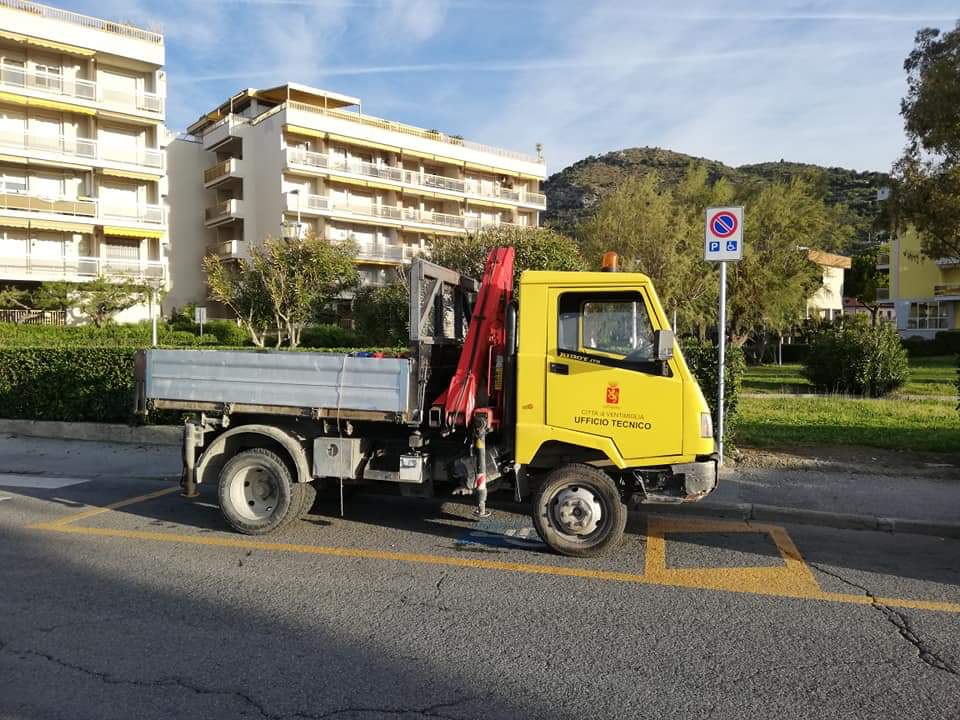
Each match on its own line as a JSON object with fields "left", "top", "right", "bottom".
{"left": 705, "top": 207, "right": 744, "bottom": 262}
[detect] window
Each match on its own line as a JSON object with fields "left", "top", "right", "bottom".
{"left": 34, "top": 64, "right": 62, "bottom": 91}
{"left": 907, "top": 302, "right": 948, "bottom": 330}
{"left": 559, "top": 292, "right": 656, "bottom": 362}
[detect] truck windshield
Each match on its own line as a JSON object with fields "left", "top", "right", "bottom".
{"left": 558, "top": 292, "right": 655, "bottom": 361}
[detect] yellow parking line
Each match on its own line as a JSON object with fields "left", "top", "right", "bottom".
{"left": 27, "top": 485, "right": 960, "bottom": 615}
{"left": 28, "top": 485, "right": 180, "bottom": 530}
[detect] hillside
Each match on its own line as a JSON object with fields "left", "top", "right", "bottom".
{"left": 543, "top": 147, "right": 890, "bottom": 246}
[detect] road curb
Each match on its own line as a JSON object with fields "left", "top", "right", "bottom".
{"left": 0, "top": 419, "right": 180, "bottom": 446}
{"left": 642, "top": 500, "right": 960, "bottom": 539}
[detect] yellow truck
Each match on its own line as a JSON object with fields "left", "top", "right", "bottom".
{"left": 135, "top": 248, "right": 718, "bottom": 557}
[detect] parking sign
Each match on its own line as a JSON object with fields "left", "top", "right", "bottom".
{"left": 704, "top": 207, "right": 744, "bottom": 262}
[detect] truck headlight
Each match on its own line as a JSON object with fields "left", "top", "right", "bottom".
{"left": 700, "top": 412, "right": 714, "bottom": 438}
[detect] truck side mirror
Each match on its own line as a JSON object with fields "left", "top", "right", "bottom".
{"left": 654, "top": 329, "right": 674, "bottom": 361}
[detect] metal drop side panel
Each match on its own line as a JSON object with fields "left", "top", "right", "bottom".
{"left": 144, "top": 350, "right": 413, "bottom": 416}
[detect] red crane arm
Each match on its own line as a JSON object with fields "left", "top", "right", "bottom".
{"left": 433, "top": 246, "right": 514, "bottom": 428}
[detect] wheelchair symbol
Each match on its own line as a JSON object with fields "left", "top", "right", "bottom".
{"left": 726, "top": 240, "right": 738, "bottom": 252}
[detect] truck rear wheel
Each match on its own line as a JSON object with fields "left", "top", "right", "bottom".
{"left": 218, "top": 448, "right": 310, "bottom": 535}
{"left": 532, "top": 464, "right": 626, "bottom": 558}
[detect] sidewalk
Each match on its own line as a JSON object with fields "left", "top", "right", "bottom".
{"left": 1, "top": 432, "right": 957, "bottom": 536}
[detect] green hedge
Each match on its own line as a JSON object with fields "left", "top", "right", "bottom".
{"left": 0, "top": 321, "right": 221, "bottom": 348}
{"left": 804, "top": 319, "right": 909, "bottom": 397}
{"left": 0, "top": 347, "right": 137, "bottom": 422}
{"left": 681, "top": 339, "right": 746, "bottom": 449}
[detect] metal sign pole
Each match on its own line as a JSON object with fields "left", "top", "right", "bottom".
{"left": 716, "top": 261, "right": 727, "bottom": 465}
{"left": 150, "top": 287, "right": 158, "bottom": 348}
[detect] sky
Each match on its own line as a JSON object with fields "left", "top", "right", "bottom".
{"left": 66, "top": 0, "right": 958, "bottom": 174}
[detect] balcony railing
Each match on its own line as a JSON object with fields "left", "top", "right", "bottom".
{"left": 286, "top": 147, "right": 546, "bottom": 208}
{"left": 288, "top": 192, "right": 517, "bottom": 232}
{"left": 0, "top": 253, "right": 166, "bottom": 281}
{"left": 934, "top": 257, "right": 960, "bottom": 268}
{"left": 875, "top": 287, "right": 890, "bottom": 301}
{"left": 100, "top": 202, "right": 165, "bottom": 225}
{"left": 0, "top": 129, "right": 163, "bottom": 170}
{"left": 0, "top": 190, "right": 96, "bottom": 217}
{"left": 0, "top": 62, "right": 164, "bottom": 115}
{"left": 287, "top": 101, "right": 542, "bottom": 164}
{"left": 205, "top": 199, "right": 242, "bottom": 223}
{"left": 203, "top": 158, "right": 240, "bottom": 186}
{"left": 203, "top": 114, "right": 248, "bottom": 150}
{"left": 934, "top": 284, "right": 960, "bottom": 297}
{"left": 0, "top": 0, "right": 163, "bottom": 44}
{"left": 0, "top": 190, "right": 164, "bottom": 225}
{"left": 876, "top": 252, "right": 890, "bottom": 267}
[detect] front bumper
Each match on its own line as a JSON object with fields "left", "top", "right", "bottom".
{"left": 627, "top": 453, "right": 720, "bottom": 505}
{"left": 670, "top": 453, "right": 720, "bottom": 500}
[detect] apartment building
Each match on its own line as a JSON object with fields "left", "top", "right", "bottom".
{"left": 887, "top": 228, "right": 960, "bottom": 338}
{"left": 168, "top": 83, "right": 545, "bottom": 308}
{"left": 0, "top": 0, "right": 166, "bottom": 322}
{"left": 805, "top": 250, "right": 851, "bottom": 322}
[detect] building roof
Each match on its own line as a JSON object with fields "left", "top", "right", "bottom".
{"left": 807, "top": 249, "right": 852, "bottom": 269}
{"left": 186, "top": 83, "right": 360, "bottom": 135}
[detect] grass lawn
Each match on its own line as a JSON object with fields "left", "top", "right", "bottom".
{"left": 742, "top": 355, "right": 958, "bottom": 397}
{"left": 737, "top": 395, "right": 960, "bottom": 454}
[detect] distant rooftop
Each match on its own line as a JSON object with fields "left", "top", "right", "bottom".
{"left": 0, "top": 0, "right": 163, "bottom": 44}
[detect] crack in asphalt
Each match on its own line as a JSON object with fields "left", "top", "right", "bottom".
{"left": 810, "top": 562, "right": 959, "bottom": 678}
{"left": 289, "top": 696, "right": 477, "bottom": 719}
{"left": 2, "top": 644, "right": 274, "bottom": 719}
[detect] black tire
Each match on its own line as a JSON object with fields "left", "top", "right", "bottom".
{"left": 532, "top": 464, "right": 627, "bottom": 558}
{"left": 218, "top": 448, "right": 309, "bottom": 535}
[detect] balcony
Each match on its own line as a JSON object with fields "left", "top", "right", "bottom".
{"left": 0, "top": 190, "right": 164, "bottom": 228}
{"left": 286, "top": 101, "right": 542, "bottom": 165}
{"left": 203, "top": 158, "right": 241, "bottom": 188}
{"left": 934, "top": 284, "right": 960, "bottom": 297}
{"left": 934, "top": 257, "right": 960, "bottom": 269}
{"left": 100, "top": 202, "right": 165, "bottom": 226}
{"left": 203, "top": 114, "right": 248, "bottom": 151}
{"left": 876, "top": 287, "right": 890, "bottom": 301}
{"left": 0, "top": 253, "right": 166, "bottom": 283}
{"left": 0, "top": 62, "right": 164, "bottom": 116}
{"left": 285, "top": 147, "right": 546, "bottom": 209}
{"left": 287, "top": 192, "right": 518, "bottom": 234}
{"left": 205, "top": 199, "right": 243, "bottom": 226}
{"left": 0, "top": 190, "right": 96, "bottom": 218}
{"left": 0, "top": 0, "right": 163, "bottom": 45}
{"left": 876, "top": 252, "right": 890, "bottom": 268}
{"left": 0, "top": 129, "right": 163, "bottom": 172}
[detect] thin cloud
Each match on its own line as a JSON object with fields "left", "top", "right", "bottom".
{"left": 172, "top": 44, "right": 865, "bottom": 84}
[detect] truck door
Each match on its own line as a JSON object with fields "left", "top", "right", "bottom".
{"left": 545, "top": 289, "right": 683, "bottom": 460}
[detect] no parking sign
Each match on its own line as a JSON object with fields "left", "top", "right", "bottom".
{"left": 704, "top": 206, "right": 744, "bottom": 262}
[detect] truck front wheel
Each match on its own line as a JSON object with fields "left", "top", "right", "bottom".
{"left": 532, "top": 464, "right": 627, "bottom": 557}
{"left": 218, "top": 448, "right": 312, "bottom": 535}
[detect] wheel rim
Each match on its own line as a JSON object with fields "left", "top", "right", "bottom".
{"left": 228, "top": 463, "right": 280, "bottom": 522}
{"left": 549, "top": 484, "right": 606, "bottom": 539}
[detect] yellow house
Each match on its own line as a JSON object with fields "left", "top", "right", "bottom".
{"left": 890, "top": 228, "right": 960, "bottom": 338}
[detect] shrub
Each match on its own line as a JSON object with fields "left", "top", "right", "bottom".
{"left": 935, "top": 330, "right": 960, "bottom": 355}
{"left": 300, "top": 324, "right": 362, "bottom": 348}
{"left": 352, "top": 283, "right": 408, "bottom": 347}
{"left": 681, "top": 339, "right": 745, "bottom": 449}
{"left": 803, "top": 317, "right": 909, "bottom": 397}
{"left": 203, "top": 319, "right": 247, "bottom": 346}
{"left": 0, "top": 347, "right": 137, "bottom": 422}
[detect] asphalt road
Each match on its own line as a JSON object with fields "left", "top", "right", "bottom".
{"left": 1, "top": 466, "right": 959, "bottom": 719}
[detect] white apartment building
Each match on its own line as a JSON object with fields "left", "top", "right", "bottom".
{"left": 167, "top": 83, "right": 545, "bottom": 310}
{"left": 0, "top": 0, "right": 167, "bottom": 322}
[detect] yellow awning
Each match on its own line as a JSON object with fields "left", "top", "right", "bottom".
{"left": 325, "top": 214, "right": 400, "bottom": 229}
{"left": 326, "top": 133, "right": 401, "bottom": 154}
{"left": 29, "top": 220, "right": 92, "bottom": 233}
{"left": 326, "top": 175, "right": 399, "bottom": 192}
{"left": 30, "top": 97, "right": 95, "bottom": 115}
{"left": 0, "top": 216, "right": 30, "bottom": 228}
{"left": 403, "top": 225, "right": 463, "bottom": 237}
{"left": 465, "top": 198, "right": 516, "bottom": 210}
{"left": 400, "top": 148, "right": 464, "bottom": 166}
{"left": 464, "top": 161, "right": 521, "bottom": 176}
{"left": 100, "top": 168, "right": 161, "bottom": 182}
{"left": 285, "top": 124, "right": 326, "bottom": 140}
{"left": 354, "top": 258, "right": 401, "bottom": 268}
{"left": 0, "top": 91, "right": 95, "bottom": 115}
{"left": 0, "top": 91, "right": 26, "bottom": 106}
{"left": 0, "top": 154, "right": 27, "bottom": 165}
{"left": 103, "top": 226, "right": 164, "bottom": 239}
{"left": 0, "top": 30, "right": 95, "bottom": 56}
